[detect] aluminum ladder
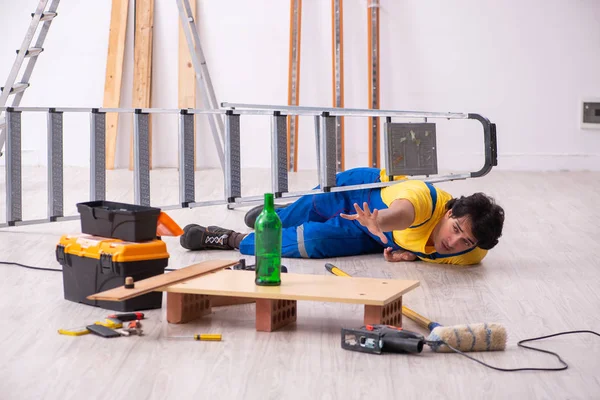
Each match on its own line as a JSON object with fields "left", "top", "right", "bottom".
{"left": 0, "top": 0, "right": 61, "bottom": 156}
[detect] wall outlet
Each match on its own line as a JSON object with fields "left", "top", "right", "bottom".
{"left": 581, "top": 99, "right": 600, "bottom": 130}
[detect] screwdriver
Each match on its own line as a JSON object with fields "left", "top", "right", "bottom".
{"left": 168, "top": 334, "right": 222, "bottom": 341}
{"left": 193, "top": 334, "right": 221, "bottom": 341}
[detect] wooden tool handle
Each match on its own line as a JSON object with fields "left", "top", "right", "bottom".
{"left": 401, "top": 306, "right": 432, "bottom": 329}
{"left": 125, "top": 277, "right": 134, "bottom": 289}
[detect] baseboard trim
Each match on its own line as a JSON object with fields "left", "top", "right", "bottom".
{"left": 439, "top": 153, "right": 600, "bottom": 172}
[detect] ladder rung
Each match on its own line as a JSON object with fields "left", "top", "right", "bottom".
{"left": 17, "top": 47, "right": 44, "bottom": 58}
{"left": 1, "top": 83, "right": 30, "bottom": 95}
{"left": 31, "top": 12, "right": 58, "bottom": 22}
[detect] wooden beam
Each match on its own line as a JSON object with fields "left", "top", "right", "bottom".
{"left": 130, "top": 0, "right": 154, "bottom": 171}
{"left": 87, "top": 259, "right": 238, "bottom": 302}
{"left": 178, "top": 0, "right": 197, "bottom": 167}
{"left": 287, "top": 0, "right": 302, "bottom": 172}
{"left": 102, "top": 0, "right": 128, "bottom": 170}
{"left": 367, "top": 0, "right": 380, "bottom": 168}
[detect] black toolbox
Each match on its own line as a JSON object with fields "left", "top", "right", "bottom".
{"left": 76, "top": 201, "right": 161, "bottom": 243}
{"left": 56, "top": 234, "right": 169, "bottom": 311}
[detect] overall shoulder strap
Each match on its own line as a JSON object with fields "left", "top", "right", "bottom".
{"left": 409, "top": 182, "right": 437, "bottom": 229}
{"left": 411, "top": 247, "right": 475, "bottom": 260}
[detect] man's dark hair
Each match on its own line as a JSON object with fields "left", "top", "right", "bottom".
{"left": 445, "top": 193, "right": 504, "bottom": 250}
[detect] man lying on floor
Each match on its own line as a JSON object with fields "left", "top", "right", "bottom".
{"left": 180, "top": 167, "right": 505, "bottom": 266}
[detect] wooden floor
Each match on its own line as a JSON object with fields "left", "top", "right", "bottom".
{"left": 0, "top": 167, "right": 599, "bottom": 399}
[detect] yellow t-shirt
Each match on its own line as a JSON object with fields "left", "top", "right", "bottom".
{"left": 379, "top": 174, "right": 487, "bottom": 266}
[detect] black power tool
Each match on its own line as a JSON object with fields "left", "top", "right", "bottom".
{"left": 227, "top": 259, "right": 288, "bottom": 273}
{"left": 341, "top": 324, "right": 425, "bottom": 354}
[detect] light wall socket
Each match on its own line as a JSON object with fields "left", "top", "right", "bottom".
{"left": 581, "top": 99, "right": 600, "bottom": 130}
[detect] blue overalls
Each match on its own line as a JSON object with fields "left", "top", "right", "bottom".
{"left": 239, "top": 167, "right": 404, "bottom": 258}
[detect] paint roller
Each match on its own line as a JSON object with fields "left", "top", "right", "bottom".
{"left": 401, "top": 305, "right": 507, "bottom": 353}
{"left": 325, "top": 263, "right": 507, "bottom": 353}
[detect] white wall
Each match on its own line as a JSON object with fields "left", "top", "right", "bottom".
{"left": 1, "top": 0, "right": 599, "bottom": 171}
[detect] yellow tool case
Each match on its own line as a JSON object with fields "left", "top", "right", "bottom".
{"left": 56, "top": 234, "right": 170, "bottom": 311}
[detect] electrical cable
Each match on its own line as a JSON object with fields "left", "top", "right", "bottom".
{"left": 0, "top": 260, "right": 176, "bottom": 272}
{"left": 427, "top": 330, "right": 599, "bottom": 372}
{"left": 0, "top": 260, "right": 63, "bottom": 272}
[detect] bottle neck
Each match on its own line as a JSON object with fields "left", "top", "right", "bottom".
{"left": 263, "top": 193, "right": 275, "bottom": 212}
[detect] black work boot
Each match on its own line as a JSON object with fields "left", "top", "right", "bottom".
{"left": 180, "top": 224, "right": 234, "bottom": 250}
{"left": 207, "top": 225, "right": 234, "bottom": 237}
{"left": 244, "top": 203, "right": 290, "bottom": 228}
{"left": 208, "top": 226, "right": 248, "bottom": 250}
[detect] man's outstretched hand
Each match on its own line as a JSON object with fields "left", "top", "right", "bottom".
{"left": 340, "top": 202, "right": 388, "bottom": 244}
{"left": 384, "top": 247, "right": 417, "bottom": 262}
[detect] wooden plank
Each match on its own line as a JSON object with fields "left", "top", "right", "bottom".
{"left": 102, "top": 0, "right": 129, "bottom": 170}
{"left": 130, "top": 0, "right": 154, "bottom": 171}
{"left": 178, "top": 1, "right": 196, "bottom": 167}
{"left": 166, "top": 270, "right": 419, "bottom": 306}
{"left": 87, "top": 259, "right": 238, "bottom": 301}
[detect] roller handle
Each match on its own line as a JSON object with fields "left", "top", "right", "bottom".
{"left": 401, "top": 306, "right": 441, "bottom": 331}
{"left": 325, "top": 263, "right": 351, "bottom": 277}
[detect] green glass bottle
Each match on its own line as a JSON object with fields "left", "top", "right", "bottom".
{"left": 254, "top": 193, "right": 282, "bottom": 286}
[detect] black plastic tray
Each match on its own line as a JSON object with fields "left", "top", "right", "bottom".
{"left": 76, "top": 201, "right": 161, "bottom": 242}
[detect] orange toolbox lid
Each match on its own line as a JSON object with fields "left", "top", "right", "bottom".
{"left": 58, "top": 234, "right": 169, "bottom": 262}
